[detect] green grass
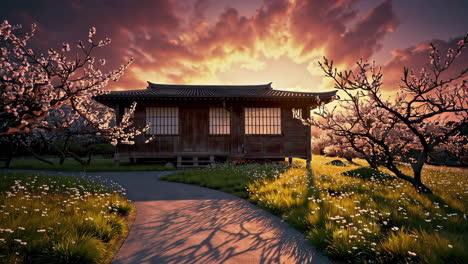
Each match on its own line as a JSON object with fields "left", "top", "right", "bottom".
{"left": 6, "top": 157, "right": 173, "bottom": 172}
{"left": 0, "top": 172, "right": 134, "bottom": 263}
{"left": 161, "top": 156, "right": 468, "bottom": 263}
{"left": 161, "top": 163, "right": 289, "bottom": 198}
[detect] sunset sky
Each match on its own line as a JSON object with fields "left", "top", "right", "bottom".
{"left": 2, "top": 0, "right": 467, "bottom": 92}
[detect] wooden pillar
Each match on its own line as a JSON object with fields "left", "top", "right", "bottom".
{"left": 303, "top": 107, "right": 312, "bottom": 170}
{"left": 209, "top": 155, "right": 215, "bottom": 167}
{"left": 230, "top": 105, "right": 244, "bottom": 157}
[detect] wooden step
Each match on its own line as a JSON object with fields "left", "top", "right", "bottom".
{"left": 177, "top": 155, "right": 215, "bottom": 168}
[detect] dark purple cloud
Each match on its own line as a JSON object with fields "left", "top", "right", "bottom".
{"left": 1, "top": 0, "right": 465, "bottom": 92}
{"left": 382, "top": 36, "right": 468, "bottom": 90}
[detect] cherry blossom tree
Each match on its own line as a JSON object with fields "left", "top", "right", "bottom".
{"left": 39, "top": 107, "right": 114, "bottom": 165}
{"left": 322, "top": 135, "right": 361, "bottom": 164}
{"left": 297, "top": 34, "right": 468, "bottom": 194}
{"left": 0, "top": 132, "right": 54, "bottom": 167}
{"left": 312, "top": 134, "right": 333, "bottom": 155}
{"left": 0, "top": 21, "right": 147, "bottom": 145}
{"left": 430, "top": 131, "right": 468, "bottom": 165}
{"left": 312, "top": 133, "right": 361, "bottom": 164}
{"left": 0, "top": 110, "right": 120, "bottom": 168}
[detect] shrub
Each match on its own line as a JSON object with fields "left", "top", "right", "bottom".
{"left": 284, "top": 207, "right": 308, "bottom": 231}
{"left": 107, "top": 217, "right": 127, "bottom": 236}
{"left": 111, "top": 200, "right": 133, "bottom": 216}
{"left": 77, "top": 216, "right": 117, "bottom": 243}
{"left": 325, "top": 159, "right": 347, "bottom": 167}
{"left": 34, "top": 234, "right": 105, "bottom": 264}
{"left": 306, "top": 227, "right": 331, "bottom": 250}
{"left": 342, "top": 167, "right": 395, "bottom": 180}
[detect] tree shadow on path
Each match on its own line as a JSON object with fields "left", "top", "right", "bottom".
{"left": 110, "top": 172, "right": 329, "bottom": 264}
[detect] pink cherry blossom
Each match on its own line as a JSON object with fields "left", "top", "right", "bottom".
{"left": 295, "top": 34, "right": 468, "bottom": 194}
{"left": 0, "top": 22, "right": 149, "bottom": 145}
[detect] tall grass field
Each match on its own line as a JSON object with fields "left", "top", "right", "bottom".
{"left": 161, "top": 156, "right": 468, "bottom": 263}
{"left": 0, "top": 172, "right": 134, "bottom": 263}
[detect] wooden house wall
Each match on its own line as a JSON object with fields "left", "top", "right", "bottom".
{"left": 116, "top": 102, "right": 310, "bottom": 160}
{"left": 243, "top": 107, "right": 309, "bottom": 159}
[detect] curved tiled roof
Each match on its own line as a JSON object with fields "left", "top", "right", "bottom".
{"left": 147, "top": 82, "right": 273, "bottom": 90}
{"left": 95, "top": 82, "right": 337, "bottom": 100}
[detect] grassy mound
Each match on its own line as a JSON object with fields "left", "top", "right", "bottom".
{"left": 342, "top": 167, "right": 395, "bottom": 180}
{"left": 0, "top": 172, "right": 133, "bottom": 264}
{"left": 325, "top": 159, "right": 348, "bottom": 167}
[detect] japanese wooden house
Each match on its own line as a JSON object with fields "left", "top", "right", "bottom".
{"left": 94, "top": 82, "right": 336, "bottom": 167}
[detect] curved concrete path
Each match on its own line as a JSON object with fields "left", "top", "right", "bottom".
{"left": 3, "top": 170, "right": 329, "bottom": 264}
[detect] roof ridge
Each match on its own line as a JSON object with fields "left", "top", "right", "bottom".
{"left": 268, "top": 89, "right": 336, "bottom": 94}
{"left": 147, "top": 82, "right": 272, "bottom": 89}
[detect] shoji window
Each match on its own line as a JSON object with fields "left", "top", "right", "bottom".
{"left": 209, "top": 108, "right": 231, "bottom": 135}
{"left": 145, "top": 107, "right": 179, "bottom": 135}
{"left": 245, "top": 108, "right": 281, "bottom": 135}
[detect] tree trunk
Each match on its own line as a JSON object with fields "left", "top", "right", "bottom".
{"left": 59, "top": 135, "right": 71, "bottom": 165}
{"left": 68, "top": 152, "right": 87, "bottom": 165}
{"left": 4, "top": 156, "right": 12, "bottom": 168}
{"left": 4, "top": 142, "right": 14, "bottom": 168}
{"left": 410, "top": 151, "right": 432, "bottom": 194}
{"left": 59, "top": 155, "right": 67, "bottom": 165}
{"left": 391, "top": 166, "right": 433, "bottom": 194}
{"left": 86, "top": 152, "right": 92, "bottom": 165}
{"left": 18, "top": 138, "right": 54, "bottom": 165}
{"left": 25, "top": 147, "right": 54, "bottom": 165}
{"left": 365, "top": 157, "right": 378, "bottom": 169}
{"left": 410, "top": 179, "right": 433, "bottom": 194}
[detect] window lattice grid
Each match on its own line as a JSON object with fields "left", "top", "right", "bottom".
{"left": 145, "top": 107, "right": 179, "bottom": 135}
{"left": 245, "top": 107, "right": 281, "bottom": 135}
{"left": 209, "top": 108, "right": 231, "bottom": 135}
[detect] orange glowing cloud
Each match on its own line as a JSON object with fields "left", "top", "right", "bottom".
{"left": 106, "top": 0, "right": 400, "bottom": 93}
{"left": 6, "top": 0, "right": 464, "bottom": 95}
